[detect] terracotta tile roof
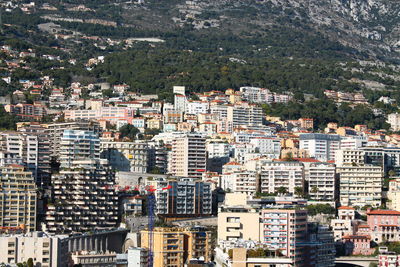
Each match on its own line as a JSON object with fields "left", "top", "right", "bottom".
{"left": 367, "top": 210, "right": 400, "bottom": 215}
{"left": 338, "top": 206, "right": 355, "bottom": 210}
{"left": 293, "top": 158, "right": 320, "bottom": 163}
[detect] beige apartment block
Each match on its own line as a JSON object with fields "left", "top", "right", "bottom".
{"left": 169, "top": 134, "right": 206, "bottom": 179}
{"left": 0, "top": 165, "right": 36, "bottom": 232}
{"left": 141, "top": 227, "right": 211, "bottom": 267}
{"left": 338, "top": 165, "right": 383, "bottom": 208}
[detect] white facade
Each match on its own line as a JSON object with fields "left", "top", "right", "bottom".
{"left": 338, "top": 165, "right": 383, "bottom": 208}
{"left": 388, "top": 113, "right": 400, "bottom": 132}
{"left": 221, "top": 171, "right": 257, "bottom": 196}
{"left": 307, "top": 163, "right": 336, "bottom": 201}
{"left": 0, "top": 232, "right": 65, "bottom": 267}
{"left": 174, "top": 94, "right": 187, "bottom": 112}
{"left": 127, "top": 247, "right": 148, "bottom": 267}
{"left": 186, "top": 100, "right": 209, "bottom": 115}
{"left": 249, "top": 137, "right": 281, "bottom": 158}
{"left": 100, "top": 140, "right": 148, "bottom": 173}
{"left": 299, "top": 133, "right": 341, "bottom": 161}
{"left": 259, "top": 161, "right": 304, "bottom": 195}
{"left": 340, "top": 136, "right": 367, "bottom": 150}
{"left": 207, "top": 142, "right": 230, "bottom": 158}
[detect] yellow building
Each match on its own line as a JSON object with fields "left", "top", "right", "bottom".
{"left": 217, "top": 194, "right": 262, "bottom": 242}
{"left": 0, "top": 165, "right": 37, "bottom": 232}
{"left": 141, "top": 227, "right": 212, "bottom": 267}
{"left": 147, "top": 118, "right": 163, "bottom": 130}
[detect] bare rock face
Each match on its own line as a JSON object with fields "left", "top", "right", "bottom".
{"left": 156, "top": 0, "right": 400, "bottom": 59}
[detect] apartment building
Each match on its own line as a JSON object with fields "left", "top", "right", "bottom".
{"left": 388, "top": 113, "right": 400, "bottom": 132}
{"left": 388, "top": 179, "right": 400, "bottom": 211}
{"left": 163, "top": 109, "right": 184, "bottom": 124}
{"left": 364, "top": 210, "right": 400, "bottom": 243}
{"left": 218, "top": 194, "right": 319, "bottom": 266}
{"left": 227, "top": 104, "right": 263, "bottom": 128}
{"left": 64, "top": 107, "right": 136, "bottom": 125}
{"left": 169, "top": 134, "right": 206, "bottom": 179}
{"left": 4, "top": 103, "right": 46, "bottom": 120}
{"left": 140, "top": 227, "right": 211, "bottom": 267}
{"left": 59, "top": 130, "right": 100, "bottom": 168}
{"left": 174, "top": 94, "right": 187, "bottom": 112}
{"left": 147, "top": 141, "right": 168, "bottom": 174}
{"left": 299, "top": 133, "right": 341, "bottom": 161}
{"left": 127, "top": 247, "right": 148, "bottom": 267}
{"left": 221, "top": 171, "right": 257, "bottom": 196}
{"left": 335, "top": 149, "right": 366, "bottom": 166}
{"left": 239, "top": 87, "right": 292, "bottom": 104}
{"left": 0, "top": 131, "right": 51, "bottom": 186}
{"left": 217, "top": 194, "right": 261, "bottom": 243}
{"left": 338, "top": 165, "right": 383, "bottom": 208}
{"left": 46, "top": 160, "right": 118, "bottom": 233}
{"left": 100, "top": 140, "right": 148, "bottom": 173}
{"left": 186, "top": 100, "right": 209, "bottom": 115}
{"left": 0, "top": 232, "right": 67, "bottom": 267}
{"left": 149, "top": 178, "right": 212, "bottom": 219}
{"left": 44, "top": 120, "right": 101, "bottom": 160}
{"left": 249, "top": 137, "right": 281, "bottom": 158}
{"left": 330, "top": 207, "right": 356, "bottom": 241}
{"left": 307, "top": 162, "right": 336, "bottom": 202}
{"left": 46, "top": 130, "right": 118, "bottom": 233}
{"left": 259, "top": 161, "right": 304, "bottom": 195}
{"left": 0, "top": 165, "right": 36, "bottom": 232}
{"left": 206, "top": 141, "right": 230, "bottom": 173}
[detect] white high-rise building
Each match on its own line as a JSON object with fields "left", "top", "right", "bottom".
{"left": 306, "top": 162, "right": 336, "bottom": 202}
{"left": 299, "top": 133, "right": 341, "bottom": 161}
{"left": 174, "top": 94, "right": 187, "bottom": 112}
{"left": 227, "top": 104, "right": 263, "bottom": 128}
{"left": 0, "top": 131, "right": 50, "bottom": 186}
{"left": 249, "top": 137, "right": 281, "bottom": 158}
{"left": 388, "top": 113, "right": 400, "bottom": 132}
{"left": 100, "top": 140, "right": 148, "bottom": 173}
{"left": 59, "top": 130, "right": 100, "bottom": 168}
{"left": 259, "top": 161, "right": 304, "bottom": 195}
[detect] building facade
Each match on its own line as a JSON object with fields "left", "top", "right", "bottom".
{"left": 0, "top": 165, "right": 37, "bottom": 232}
{"left": 169, "top": 134, "right": 206, "bottom": 179}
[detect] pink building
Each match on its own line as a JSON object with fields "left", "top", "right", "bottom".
{"left": 367, "top": 210, "right": 400, "bottom": 243}
{"left": 342, "top": 235, "right": 374, "bottom": 256}
{"left": 379, "top": 252, "right": 400, "bottom": 267}
{"left": 4, "top": 103, "right": 46, "bottom": 120}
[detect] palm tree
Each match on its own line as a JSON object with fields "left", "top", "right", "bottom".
{"left": 311, "top": 186, "right": 319, "bottom": 195}
{"left": 276, "top": 186, "right": 288, "bottom": 195}
{"left": 294, "top": 186, "right": 304, "bottom": 197}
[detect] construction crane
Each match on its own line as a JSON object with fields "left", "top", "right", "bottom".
{"left": 146, "top": 184, "right": 172, "bottom": 267}
{"left": 147, "top": 193, "right": 155, "bottom": 267}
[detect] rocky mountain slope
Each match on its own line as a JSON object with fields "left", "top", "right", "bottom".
{"left": 121, "top": 0, "right": 400, "bottom": 61}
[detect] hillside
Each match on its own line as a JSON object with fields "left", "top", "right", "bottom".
{"left": 30, "top": 0, "right": 399, "bottom": 61}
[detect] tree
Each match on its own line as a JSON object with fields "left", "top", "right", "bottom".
{"left": 119, "top": 124, "right": 140, "bottom": 140}
{"left": 276, "top": 186, "right": 288, "bottom": 195}
{"left": 389, "top": 169, "right": 396, "bottom": 177}
{"left": 294, "top": 186, "right": 304, "bottom": 197}
{"left": 311, "top": 186, "right": 319, "bottom": 194}
{"left": 306, "top": 204, "right": 335, "bottom": 216}
{"left": 27, "top": 258, "right": 33, "bottom": 267}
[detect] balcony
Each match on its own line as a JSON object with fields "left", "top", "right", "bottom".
{"left": 227, "top": 231, "right": 241, "bottom": 237}
{"left": 226, "top": 222, "right": 241, "bottom": 228}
